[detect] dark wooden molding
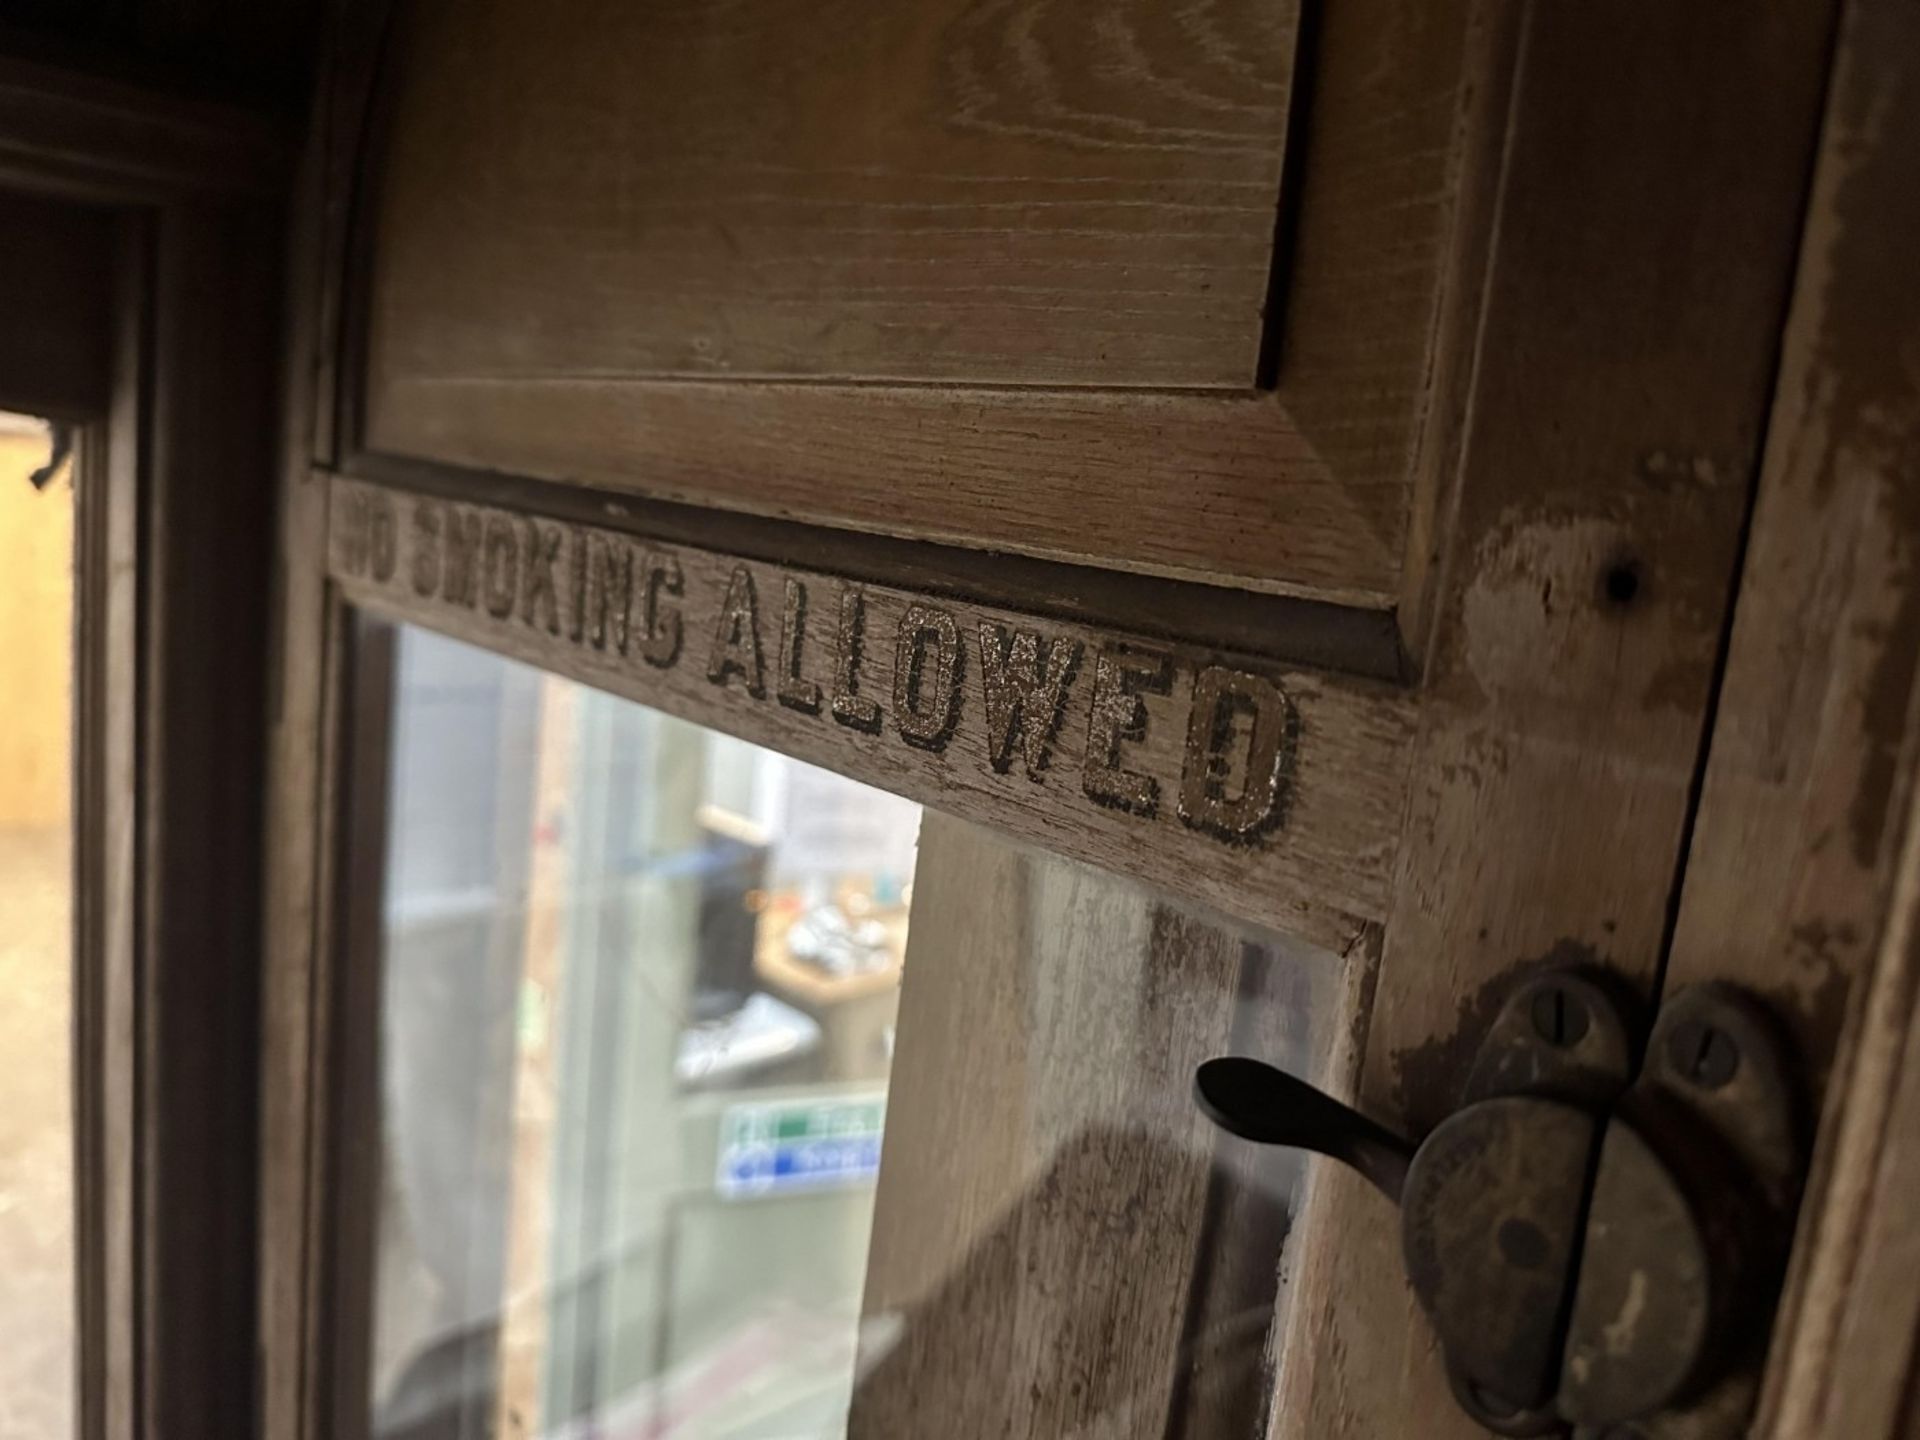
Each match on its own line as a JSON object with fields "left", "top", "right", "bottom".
{"left": 0, "top": 54, "right": 291, "bottom": 202}
{"left": 0, "top": 189, "right": 116, "bottom": 419}
{"left": 0, "top": 46, "right": 297, "bottom": 1440}
{"left": 313, "top": 613, "right": 395, "bottom": 1440}
{"left": 136, "top": 196, "right": 284, "bottom": 1440}
{"left": 71, "top": 214, "right": 147, "bottom": 1440}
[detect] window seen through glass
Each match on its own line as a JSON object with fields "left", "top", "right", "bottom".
{"left": 365, "top": 625, "right": 920, "bottom": 1440}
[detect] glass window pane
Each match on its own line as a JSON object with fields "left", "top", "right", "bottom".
{"left": 359, "top": 624, "right": 920, "bottom": 1440}
{"left": 0, "top": 413, "right": 74, "bottom": 1440}
{"left": 848, "top": 813, "right": 1343, "bottom": 1438}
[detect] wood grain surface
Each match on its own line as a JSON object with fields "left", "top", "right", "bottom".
{"left": 1662, "top": 0, "right": 1920, "bottom": 1104}
{"left": 1264, "top": 5, "right": 1837, "bottom": 1436}
{"left": 327, "top": 474, "right": 1413, "bottom": 952}
{"left": 362, "top": 383, "right": 1406, "bottom": 603}
{"left": 253, "top": 5, "right": 1888, "bottom": 1438}
{"left": 354, "top": 0, "right": 1497, "bottom": 606}
{"left": 1656, "top": 0, "right": 1920, "bottom": 1432}
{"left": 1764, "top": 785, "right": 1920, "bottom": 1439}
{"left": 367, "top": 0, "right": 1298, "bottom": 389}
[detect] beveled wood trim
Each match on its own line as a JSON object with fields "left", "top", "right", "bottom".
{"left": 361, "top": 380, "right": 1403, "bottom": 606}
{"left": 325, "top": 471, "right": 1415, "bottom": 952}
{"left": 11, "top": 188, "right": 288, "bottom": 1440}
{"left": 1389, "top": 0, "right": 1524, "bottom": 662}
{"left": 340, "top": 447, "right": 1408, "bottom": 681}
{"left": 310, "top": 0, "right": 399, "bottom": 471}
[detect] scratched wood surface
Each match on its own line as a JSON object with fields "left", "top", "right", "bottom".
{"left": 1263, "top": 6, "right": 1837, "bottom": 1437}
{"left": 1762, "top": 787, "right": 1920, "bottom": 1440}
{"left": 327, "top": 474, "right": 1413, "bottom": 953}
{"left": 1660, "top": 0, "right": 1920, "bottom": 1103}
{"left": 1654, "top": 0, "right": 1920, "bottom": 1432}
{"left": 355, "top": 0, "right": 1493, "bottom": 605}
{"left": 851, "top": 815, "right": 1343, "bottom": 1440}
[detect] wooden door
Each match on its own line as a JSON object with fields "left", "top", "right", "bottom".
{"left": 256, "top": 1, "right": 1920, "bottom": 1437}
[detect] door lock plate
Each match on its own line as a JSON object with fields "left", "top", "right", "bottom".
{"left": 1194, "top": 969, "right": 1805, "bottom": 1438}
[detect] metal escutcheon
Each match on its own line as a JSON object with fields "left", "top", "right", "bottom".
{"left": 1193, "top": 970, "right": 1804, "bottom": 1439}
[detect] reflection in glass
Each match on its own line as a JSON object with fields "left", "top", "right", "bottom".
{"left": 846, "top": 816, "right": 1343, "bottom": 1439}
{"left": 362, "top": 626, "right": 920, "bottom": 1440}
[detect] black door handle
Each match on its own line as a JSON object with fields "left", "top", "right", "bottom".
{"left": 1192, "top": 1056, "right": 1413, "bottom": 1204}
{"left": 1190, "top": 971, "right": 1806, "bottom": 1439}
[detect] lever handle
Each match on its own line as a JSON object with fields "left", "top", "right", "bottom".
{"left": 1193, "top": 1056, "right": 1414, "bottom": 1204}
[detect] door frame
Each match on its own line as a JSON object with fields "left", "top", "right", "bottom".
{"left": 0, "top": 55, "right": 294, "bottom": 1440}
{"left": 256, "top": 1, "right": 1920, "bottom": 1436}
{"left": 1681, "top": 0, "right": 1920, "bottom": 1429}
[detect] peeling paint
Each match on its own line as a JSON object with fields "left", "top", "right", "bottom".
{"left": 1798, "top": 6, "right": 1920, "bottom": 866}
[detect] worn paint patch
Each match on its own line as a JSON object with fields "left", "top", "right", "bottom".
{"left": 1802, "top": 8, "right": 1920, "bottom": 866}
{"left": 1454, "top": 506, "right": 1726, "bottom": 726}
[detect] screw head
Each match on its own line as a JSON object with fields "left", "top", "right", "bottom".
{"left": 1529, "top": 985, "right": 1591, "bottom": 1048}
{"left": 1667, "top": 1018, "right": 1740, "bottom": 1089}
